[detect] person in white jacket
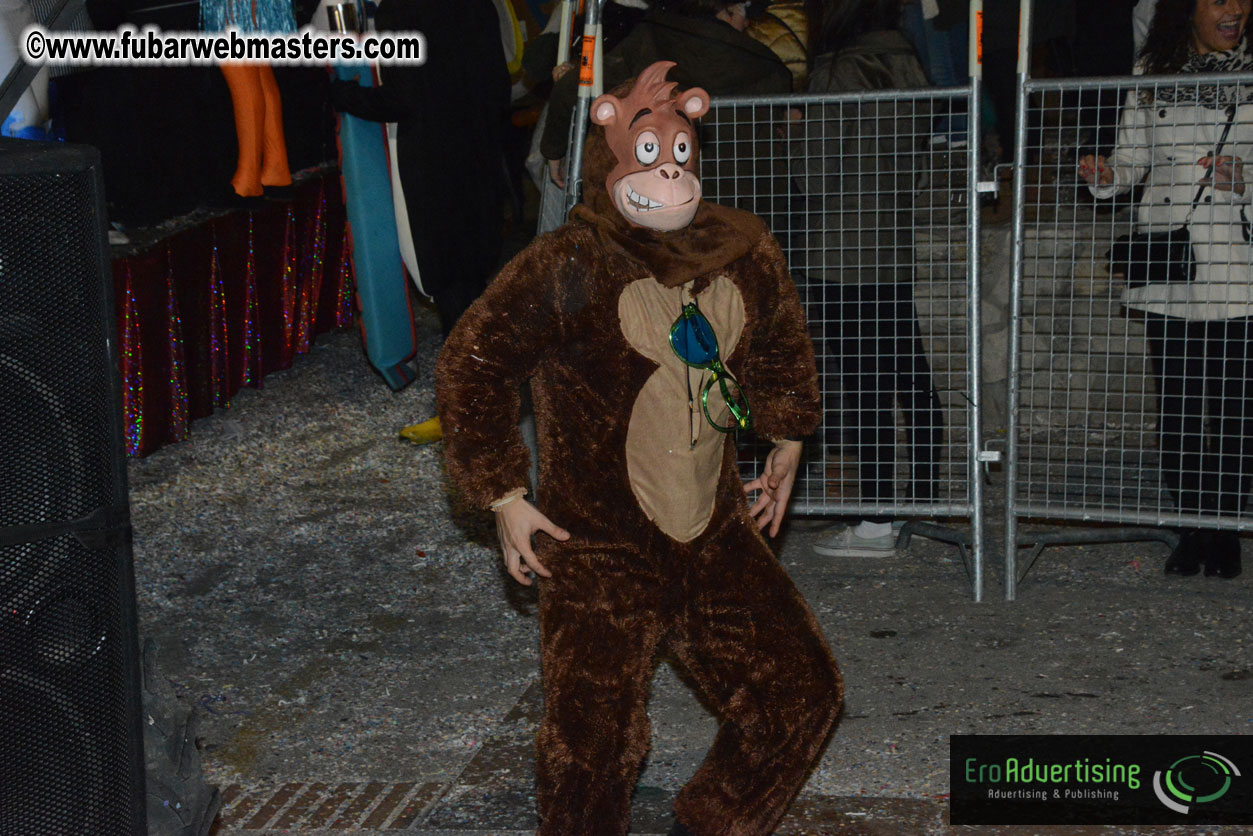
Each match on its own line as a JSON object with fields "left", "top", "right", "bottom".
{"left": 1079, "top": 0, "right": 1252, "bottom": 579}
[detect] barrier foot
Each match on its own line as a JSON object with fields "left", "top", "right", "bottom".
{"left": 1012, "top": 527, "right": 1180, "bottom": 586}
{"left": 897, "top": 521, "right": 976, "bottom": 589}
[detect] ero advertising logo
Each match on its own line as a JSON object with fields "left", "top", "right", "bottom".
{"left": 951, "top": 735, "right": 1251, "bottom": 826}
{"left": 1152, "top": 751, "right": 1241, "bottom": 814}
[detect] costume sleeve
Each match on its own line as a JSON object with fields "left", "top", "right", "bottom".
{"left": 435, "top": 238, "right": 569, "bottom": 509}
{"left": 737, "top": 232, "right": 821, "bottom": 441}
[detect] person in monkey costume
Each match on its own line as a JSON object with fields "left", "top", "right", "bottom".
{"left": 436, "top": 61, "right": 841, "bottom": 836}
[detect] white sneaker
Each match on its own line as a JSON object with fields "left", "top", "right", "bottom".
{"left": 812, "top": 525, "right": 899, "bottom": 558}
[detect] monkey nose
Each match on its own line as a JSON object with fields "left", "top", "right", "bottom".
{"left": 657, "top": 164, "right": 683, "bottom": 180}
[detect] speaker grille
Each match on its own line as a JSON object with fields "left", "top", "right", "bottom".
{"left": 0, "top": 140, "right": 144, "bottom": 836}
{"left": 1, "top": 536, "right": 120, "bottom": 836}
{"left": 0, "top": 165, "right": 115, "bottom": 528}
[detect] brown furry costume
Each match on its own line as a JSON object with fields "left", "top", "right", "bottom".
{"left": 436, "top": 63, "right": 841, "bottom": 836}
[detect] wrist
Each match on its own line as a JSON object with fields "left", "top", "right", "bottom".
{"left": 490, "top": 487, "right": 528, "bottom": 512}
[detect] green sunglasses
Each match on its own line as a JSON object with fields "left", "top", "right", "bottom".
{"left": 669, "top": 301, "right": 752, "bottom": 433}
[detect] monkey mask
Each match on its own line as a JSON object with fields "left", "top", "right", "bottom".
{"left": 590, "top": 61, "right": 710, "bottom": 232}
{"left": 570, "top": 62, "right": 763, "bottom": 289}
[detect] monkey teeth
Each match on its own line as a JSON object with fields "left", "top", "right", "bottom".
{"left": 626, "top": 185, "right": 666, "bottom": 211}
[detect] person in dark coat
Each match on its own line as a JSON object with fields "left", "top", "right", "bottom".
{"left": 540, "top": 0, "right": 792, "bottom": 168}
{"left": 329, "top": 0, "right": 510, "bottom": 336}
{"left": 795, "top": 0, "right": 944, "bottom": 557}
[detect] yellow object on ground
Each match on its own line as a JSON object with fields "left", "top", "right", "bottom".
{"left": 399, "top": 416, "right": 443, "bottom": 444}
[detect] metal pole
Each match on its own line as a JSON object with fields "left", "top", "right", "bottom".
{"left": 555, "top": 0, "right": 574, "bottom": 66}
{"left": 562, "top": 0, "right": 605, "bottom": 218}
{"left": 1004, "top": 0, "right": 1034, "bottom": 600}
{"left": 966, "top": 0, "right": 985, "bottom": 602}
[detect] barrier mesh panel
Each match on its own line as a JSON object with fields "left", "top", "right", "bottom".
{"left": 1012, "top": 75, "right": 1253, "bottom": 529}
{"left": 701, "top": 91, "right": 975, "bottom": 517}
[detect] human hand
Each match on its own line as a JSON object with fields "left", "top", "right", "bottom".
{"left": 552, "top": 61, "right": 574, "bottom": 82}
{"left": 494, "top": 499, "right": 569, "bottom": 585}
{"left": 743, "top": 440, "right": 803, "bottom": 538}
{"left": 548, "top": 158, "right": 567, "bottom": 189}
{"left": 1200, "top": 155, "right": 1245, "bottom": 196}
{"left": 1077, "top": 154, "right": 1113, "bottom": 186}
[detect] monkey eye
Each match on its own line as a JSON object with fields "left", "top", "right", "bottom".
{"left": 635, "top": 131, "right": 660, "bottom": 165}
{"left": 673, "top": 132, "right": 692, "bottom": 164}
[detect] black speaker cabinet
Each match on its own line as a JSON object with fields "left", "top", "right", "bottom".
{"left": 0, "top": 139, "right": 146, "bottom": 836}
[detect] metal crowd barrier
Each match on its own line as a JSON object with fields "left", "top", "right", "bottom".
{"left": 527, "top": 0, "right": 1253, "bottom": 602}
{"left": 699, "top": 89, "right": 986, "bottom": 600}
{"left": 1005, "top": 69, "right": 1253, "bottom": 599}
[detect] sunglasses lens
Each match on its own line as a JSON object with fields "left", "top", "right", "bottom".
{"left": 703, "top": 374, "right": 751, "bottom": 432}
{"left": 671, "top": 309, "right": 719, "bottom": 367}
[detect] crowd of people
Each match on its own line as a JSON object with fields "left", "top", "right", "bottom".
{"left": 261, "top": 0, "right": 1253, "bottom": 577}
{"left": 504, "top": 0, "right": 1250, "bottom": 575}
{"left": 5, "top": 0, "right": 1246, "bottom": 569}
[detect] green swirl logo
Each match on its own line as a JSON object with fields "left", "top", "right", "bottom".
{"left": 1153, "top": 752, "right": 1241, "bottom": 814}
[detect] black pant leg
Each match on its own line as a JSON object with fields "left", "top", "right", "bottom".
{"left": 1147, "top": 315, "right": 1208, "bottom": 514}
{"left": 1207, "top": 317, "right": 1253, "bottom": 514}
{"left": 837, "top": 285, "right": 898, "bottom": 504}
{"left": 887, "top": 286, "right": 944, "bottom": 501}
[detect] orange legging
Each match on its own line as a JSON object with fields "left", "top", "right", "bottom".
{"left": 220, "top": 63, "right": 292, "bottom": 196}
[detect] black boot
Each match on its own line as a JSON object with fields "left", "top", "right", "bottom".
{"left": 1164, "top": 529, "right": 1205, "bottom": 576}
{"left": 1204, "top": 531, "right": 1243, "bottom": 579}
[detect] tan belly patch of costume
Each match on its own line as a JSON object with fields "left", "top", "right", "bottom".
{"left": 618, "top": 275, "right": 745, "bottom": 542}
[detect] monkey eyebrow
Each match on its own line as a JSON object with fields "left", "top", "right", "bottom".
{"left": 675, "top": 111, "right": 692, "bottom": 125}
{"left": 629, "top": 108, "right": 653, "bottom": 128}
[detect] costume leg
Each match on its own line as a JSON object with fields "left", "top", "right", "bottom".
{"left": 256, "top": 63, "right": 293, "bottom": 187}
{"left": 535, "top": 550, "right": 667, "bottom": 836}
{"left": 670, "top": 527, "right": 841, "bottom": 836}
{"left": 220, "top": 64, "right": 265, "bottom": 197}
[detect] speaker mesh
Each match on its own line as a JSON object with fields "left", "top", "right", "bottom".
{"left": 0, "top": 537, "right": 116, "bottom": 836}
{"left": 0, "top": 141, "right": 144, "bottom": 836}
{"left": 0, "top": 164, "right": 114, "bottom": 528}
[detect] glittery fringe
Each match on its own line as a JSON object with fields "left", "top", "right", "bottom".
{"left": 336, "top": 223, "right": 354, "bottom": 328}
{"left": 209, "top": 230, "right": 231, "bottom": 409}
{"left": 121, "top": 262, "right": 143, "bottom": 456}
{"left": 243, "top": 214, "right": 262, "bottom": 386}
{"left": 296, "top": 181, "right": 327, "bottom": 354}
{"left": 200, "top": 0, "right": 296, "bottom": 33}
{"left": 280, "top": 203, "right": 297, "bottom": 363}
{"left": 164, "top": 249, "right": 189, "bottom": 442}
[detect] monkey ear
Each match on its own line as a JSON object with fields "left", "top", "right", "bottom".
{"left": 591, "top": 94, "right": 621, "bottom": 126}
{"left": 676, "top": 87, "right": 710, "bottom": 121}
